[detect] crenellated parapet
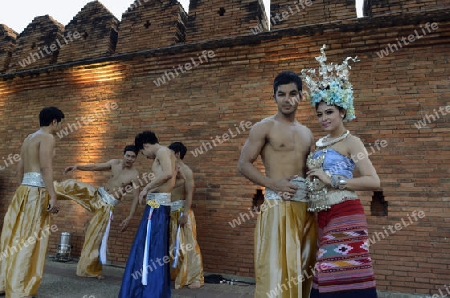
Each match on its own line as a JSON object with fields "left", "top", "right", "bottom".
{"left": 186, "top": 0, "right": 268, "bottom": 41}
{"left": 270, "top": 0, "right": 356, "bottom": 29}
{"left": 369, "top": 0, "right": 450, "bottom": 16}
{"left": 115, "top": 0, "right": 187, "bottom": 54}
{"left": 0, "top": 25, "right": 18, "bottom": 72}
{"left": 1, "top": 0, "right": 449, "bottom": 75}
{"left": 7, "top": 15, "right": 65, "bottom": 72}
{"left": 57, "top": 1, "right": 119, "bottom": 63}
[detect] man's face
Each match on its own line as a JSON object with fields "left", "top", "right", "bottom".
{"left": 50, "top": 119, "right": 63, "bottom": 135}
{"left": 123, "top": 151, "right": 137, "bottom": 167}
{"left": 274, "top": 83, "right": 302, "bottom": 116}
{"left": 140, "top": 144, "right": 155, "bottom": 159}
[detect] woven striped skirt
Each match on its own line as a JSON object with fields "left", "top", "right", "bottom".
{"left": 310, "top": 199, "right": 378, "bottom": 298}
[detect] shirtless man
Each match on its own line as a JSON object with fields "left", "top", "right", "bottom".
{"left": 55, "top": 145, "right": 140, "bottom": 279}
{"left": 0, "top": 106, "right": 64, "bottom": 298}
{"left": 119, "top": 131, "right": 177, "bottom": 298}
{"left": 168, "top": 142, "right": 204, "bottom": 289}
{"left": 238, "top": 71, "right": 318, "bottom": 297}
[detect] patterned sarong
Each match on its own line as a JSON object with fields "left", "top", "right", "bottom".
{"left": 310, "top": 199, "right": 377, "bottom": 298}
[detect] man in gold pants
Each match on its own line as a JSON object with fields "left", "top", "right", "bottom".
{"left": 238, "top": 71, "right": 318, "bottom": 297}
{"left": 168, "top": 142, "right": 204, "bottom": 289}
{"left": 0, "top": 107, "right": 64, "bottom": 298}
{"left": 55, "top": 145, "right": 141, "bottom": 279}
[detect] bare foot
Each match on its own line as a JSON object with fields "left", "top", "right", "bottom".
{"left": 188, "top": 281, "right": 203, "bottom": 289}
{"left": 96, "top": 275, "right": 105, "bottom": 280}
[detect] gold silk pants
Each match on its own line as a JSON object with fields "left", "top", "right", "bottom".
{"left": 254, "top": 200, "right": 317, "bottom": 298}
{"left": 169, "top": 206, "right": 204, "bottom": 289}
{"left": 54, "top": 179, "right": 116, "bottom": 277}
{"left": 0, "top": 185, "right": 51, "bottom": 298}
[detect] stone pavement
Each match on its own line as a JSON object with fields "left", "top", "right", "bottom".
{"left": 37, "top": 257, "right": 255, "bottom": 298}
{"left": 36, "top": 257, "right": 424, "bottom": 298}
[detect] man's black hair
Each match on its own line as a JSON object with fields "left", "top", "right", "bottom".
{"left": 134, "top": 131, "right": 159, "bottom": 150}
{"left": 39, "top": 107, "right": 65, "bottom": 127}
{"left": 168, "top": 142, "right": 187, "bottom": 160}
{"left": 123, "top": 145, "right": 138, "bottom": 155}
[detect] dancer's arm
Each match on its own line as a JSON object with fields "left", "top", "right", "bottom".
{"left": 343, "top": 136, "right": 381, "bottom": 191}
{"left": 120, "top": 186, "right": 140, "bottom": 232}
{"left": 178, "top": 167, "right": 194, "bottom": 225}
{"left": 40, "top": 135, "right": 59, "bottom": 213}
{"left": 64, "top": 159, "right": 114, "bottom": 174}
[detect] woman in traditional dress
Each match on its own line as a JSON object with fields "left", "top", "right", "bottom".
{"left": 302, "top": 45, "right": 379, "bottom": 298}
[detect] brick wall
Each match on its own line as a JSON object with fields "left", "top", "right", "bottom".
{"left": 369, "top": 0, "right": 450, "bottom": 15}
{"left": 57, "top": 1, "right": 119, "bottom": 63}
{"left": 116, "top": 0, "right": 187, "bottom": 53}
{"left": 186, "top": 0, "right": 267, "bottom": 41}
{"left": 0, "top": 25, "right": 17, "bottom": 72}
{"left": 270, "top": 0, "right": 356, "bottom": 29}
{"left": 0, "top": 1, "right": 449, "bottom": 295}
{"left": 7, "top": 15, "right": 65, "bottom": 72}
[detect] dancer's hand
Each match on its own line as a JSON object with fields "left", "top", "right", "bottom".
{"left": 139, "top": 188, "right": 148, "bottom": 205}
{"left": 271, "top": 178, "right": 297, "bottom": 200}
{"left": 47, "top": 196, "right": 60, "bottom": 214}
{"left": 306, "top": 168, "right": 331, "bottom": 186}
{"left": 178, "top": 213, "right": 188, "bottom": 225}
{"left": 64, "top": 165, "right": 77, "bottom": 174}
{"left": 120, "top": 217, "right": 130, "bottom": 232}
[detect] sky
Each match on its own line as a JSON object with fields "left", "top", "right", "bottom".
{"left": 1, "top": 0, "right": 362, "bottom": 34}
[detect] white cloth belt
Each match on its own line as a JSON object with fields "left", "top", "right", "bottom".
{"left": 21, "top": 172, "right": 46, "bottom": 188}
{"left": 98, "top": 187, "right": 120, "bottom": 207}
{"left": 170, "top": 200, "right": 185, "bottom": 212}
{"left": 146, "top": 193, "right": 171, "bottom": 206}
{"left": 265, "top": 177, "right": 308, "bottom": 202}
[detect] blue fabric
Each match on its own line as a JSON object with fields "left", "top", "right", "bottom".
{"left": 310, "top": 288, "right": 378, "bottom": 298}
{"left": 119, "top": 205, "right": 171, "bottom": 298}
{"left": 313, "top": 148, "right": 355, "bottom": 178}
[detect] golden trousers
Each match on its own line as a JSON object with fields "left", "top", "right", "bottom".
{"left": 54, "top": 179, "right": 115, "bottom": 277}
{"left": 254, "top": 200, "right": 318, "bottom": 298}
{"left": 169, "top": 207, "right": 204, "bottom": 289}
{"left": 0, "top": 186, "right": 51, "bottom": 298}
